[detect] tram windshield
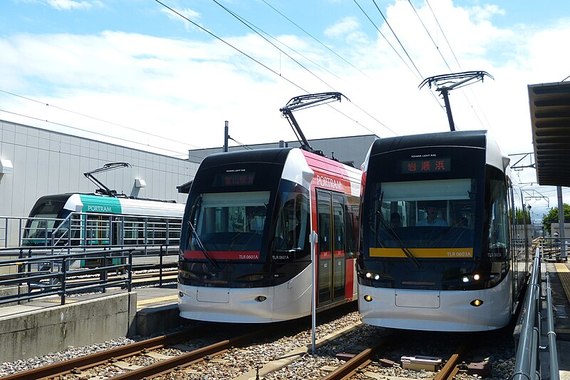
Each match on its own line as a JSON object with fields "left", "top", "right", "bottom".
{"left": 375, "top": 178, "right": 475, "bottom": 248}
{"left": 189, "top": 191, "right": 269, "bottom": 252}
{"left": 23, "top": 199, "right": 68, "bottom": 245}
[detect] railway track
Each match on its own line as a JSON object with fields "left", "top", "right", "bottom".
{"left": 2, "top": 324, "right": 261, "bottom": 380}
{"left": 1, "top": 306, "right": 513, "bottom": 379}
{"left": 2, "top": 305, "right": 361, "bottom": 379}
{"left": 318, "top": 329, "right": 505, "bottom": 380}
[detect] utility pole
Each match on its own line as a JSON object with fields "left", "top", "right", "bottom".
{"left": 223, "top": 120, "right": 229, "bottom": 152}
{"left": 558, "top": 186, "right": 566, "bottom": 260}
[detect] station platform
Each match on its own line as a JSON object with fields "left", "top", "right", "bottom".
{"left": 0, "top": 285, "right": 186, "bottom": 363}
{"left": 546, "top": 261, "right": 570, "bottom": 379}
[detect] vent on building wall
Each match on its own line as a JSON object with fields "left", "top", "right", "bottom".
{"left": 0, "top": 159, "right": 13, "bottom": 174}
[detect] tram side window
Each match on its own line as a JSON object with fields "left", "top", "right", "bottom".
{"left": 274, "top": 192, "right": 309, "bottom": 252}
{"left": 333, "top": 198, "right": 345, "bottom": 253}
{"left": 488, "top": 177, "right": 509, "bottom": 259}
{"left": 345, "top": 201, "right": 359, "bottom": 256}
{"left": 85, "top": 215, "right": 111, "bottom": 245}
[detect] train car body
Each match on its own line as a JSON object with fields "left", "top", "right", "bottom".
{"left": 178, "top": 147, "right": 361, "bottom": 323}
{"left": 358, "top": 130, "right": 529, "bottom": 332}
{"left": 23, "top": 193, "right": 185, "bottom": 247}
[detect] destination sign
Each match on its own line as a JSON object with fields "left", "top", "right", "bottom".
{"left": 401, "top": 157, "right": 451, "bottom": 174}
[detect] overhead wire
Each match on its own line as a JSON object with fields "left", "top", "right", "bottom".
{"left": 354, "top": 0, "right": 442, "bottom": 109}
{"left": 371, "top": 0, "right": 424, "bottom": 79}
{"left": 210, "top": 0, "right": 339, "bottom": 91}
{"left": 0, "top": 107, "right": 190, "bottom": 158}
{"left": 407, "top": 0, "right": 453, "bottom": 72}
{"left": 0, "top": 89, "right": 201, "bottom": 154}
{"left": 153, "top": 0, "right": 309, "bottom": 95}
{"left": 419, "top": 0, "right": 492, "bottom": 130}
{"left": 155, "top": 1, "right": 390, "bottom": 139}
{"left": 424, "top": 0, "right": 462, "bottom": 70}
{"left": 158, "top": 0, "right": 394, "bottom": 137}
{"left": 352, "top": 0, "right": 422, "bottom": 81}
{"left": 260, "top": 0, "right": 370, "bottom": 78}
{"left": 209, "top": 0, "right": 395, "bottom": 136}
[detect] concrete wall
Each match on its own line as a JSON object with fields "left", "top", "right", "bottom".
{"left": 0, "top": 292, "right": 137, "bottom": 362}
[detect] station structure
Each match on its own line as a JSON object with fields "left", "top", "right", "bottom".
{"left": 1, "top": 80, "right": 569, "bottom": 369}
{"left": 0, "top": 118, "right": 376, "bottom": 244}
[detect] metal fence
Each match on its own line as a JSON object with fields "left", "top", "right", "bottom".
{"left": 0, "top": 212, "right": 183, "bottom": 250}
{"left": 0, "top": 245, "right": 178, "bottom": 306}
{"left": 0, "top": 212, "right": 182, "bottom": 308}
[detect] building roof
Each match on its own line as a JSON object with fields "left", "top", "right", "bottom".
{"left": 528, "top": 81, "right": 570, "bottom": 187}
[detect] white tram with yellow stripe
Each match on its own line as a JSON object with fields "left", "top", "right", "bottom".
{"left": 358, "top": 130, "right": 529, "bottom": 331}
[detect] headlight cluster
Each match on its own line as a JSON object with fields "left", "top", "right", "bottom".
{"left": 461, "top": 273, "right": 481, "bottom": 283}
{"left": 365, "top": 272, "right": 381, "bottom": 281}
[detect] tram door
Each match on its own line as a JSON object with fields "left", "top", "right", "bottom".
{"left": 332, "top": 194, "right": 346, "bottom": 299}
{"left": 316, "top": 190, "right": 346, "bottom": 304}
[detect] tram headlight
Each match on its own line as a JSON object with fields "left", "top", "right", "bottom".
{"left": 470, "top": 299, "right": 484, "bottom": 307}
{"left": 365, "top": 272, "right": 381, "bottom": 281}
{"left": 363, "top": 295, "right": 373, "bottom": 302}
{"left": 462, "top": 273, "right": 481, "bottom": 283}
{"left": 255, "top": 296, "right": 267, "bottom": 302}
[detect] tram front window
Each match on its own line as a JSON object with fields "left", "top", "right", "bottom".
{"left": 375, "top": 179, "right": 475, "bottom": 248}
{"left": 191, "top": 191, "right": 269, "bottom": 251}
{"left": 274, "top": 191, "right": 310, "bottom": 253}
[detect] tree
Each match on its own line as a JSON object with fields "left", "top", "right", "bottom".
{"left": 513, "top": 208, "right": 531, "bottom": 225}
{"left": 542, "top": 204, "right": 570, "bottom": 235}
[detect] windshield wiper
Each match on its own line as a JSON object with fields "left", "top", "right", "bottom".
{"left": 376, "top": 210, "right": 421, "bottom": 269}
{"left": 187, "top": 219, "right": 221, "bottom": 273}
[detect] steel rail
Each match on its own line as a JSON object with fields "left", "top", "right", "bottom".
{"left": 321, "top": 348, "right": 375, "bottom": 380}
{"left": 1, "top": 327, "right": 199, "bottom": 380}
{"left": 111, "top": 331, "right": 263, "bottom": 380}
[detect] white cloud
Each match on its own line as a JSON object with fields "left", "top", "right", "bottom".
{"left": 324, "top": 16, "right": 367, "bottom": 44}
{"left": 46, "top": 0, "right": 102, "bottom": 10}
{"left": 160, "top": 6, "right": 201, "bottom": 31}
{"left": 1, "top": 0, "right": 569, "bottom": 181}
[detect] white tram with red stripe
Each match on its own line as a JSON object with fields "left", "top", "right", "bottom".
{"left": 178, "top": 147, "right": 361, "bottom": 323}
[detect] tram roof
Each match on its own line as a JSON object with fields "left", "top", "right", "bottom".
{"left": 528, "top": 81, "right": 570, "bottom": 187}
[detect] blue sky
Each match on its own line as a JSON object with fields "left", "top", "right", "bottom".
{"left": 1, "top": 0, "right": 570, "bottom": 218}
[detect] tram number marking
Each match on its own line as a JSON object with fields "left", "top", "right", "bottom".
{"left": 272, "top": 254, "right": 290, "bottom": 260}
{"left": 239, "top": 253, "right": 260, "bottom": 260}
{"left": 446, "top": 251, "right": 472, "bottom": 257}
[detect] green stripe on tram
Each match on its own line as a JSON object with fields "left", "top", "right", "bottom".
{"left": 79, "top": 194, "right": 122, "bottom": 214}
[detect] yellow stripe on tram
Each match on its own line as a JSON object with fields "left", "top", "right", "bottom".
{"left": 369, "top": 247, "right": 474, "bottom": 258}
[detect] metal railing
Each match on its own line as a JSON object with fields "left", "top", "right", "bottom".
{"left": 0, "top": 212, "right": 182, "bottom": 251}
{"left": 0, "top": 245, "right": 179, "bottom": 307}
{"left": 512, "top": 246, "right": 560, "bottom": 380}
